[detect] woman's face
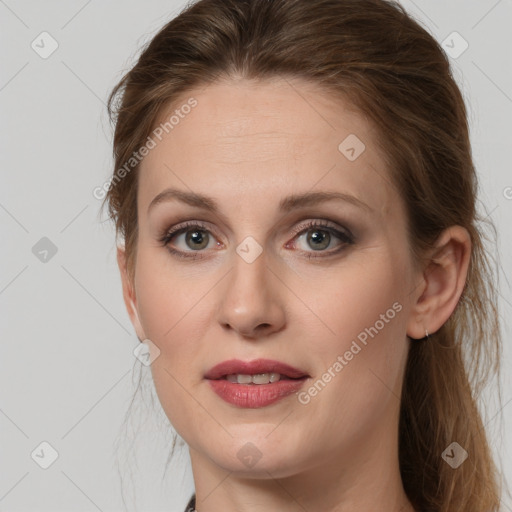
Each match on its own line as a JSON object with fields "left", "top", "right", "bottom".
{"left": 121, "top": 77, "right": 422, "bottom": 479}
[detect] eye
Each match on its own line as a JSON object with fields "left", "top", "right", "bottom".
{"left": 158, "top": 219, "right": 354, "bottom": 260}
{"left": 158, "top": 221, "right": 221, "bottom": 260}
{"left": 286, "top": 219, "right": 354, "bottom": 258}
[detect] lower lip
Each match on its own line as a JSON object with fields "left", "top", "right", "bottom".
{"left": 207, "top": 378, "right": 307, "bottom": 408}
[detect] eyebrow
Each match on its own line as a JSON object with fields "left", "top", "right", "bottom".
{"left": 147, "top": 187, "right": 373, "bottom": 215}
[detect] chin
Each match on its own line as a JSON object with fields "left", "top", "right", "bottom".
{"left": 204, "top": 433, "right": 305, "bottom": 477}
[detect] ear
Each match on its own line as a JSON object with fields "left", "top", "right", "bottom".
{"left": 406, "top": 226, "right": 471, "bottom": 339}
{"left": 117, "top": 246, "right": 146, "bottom": 342}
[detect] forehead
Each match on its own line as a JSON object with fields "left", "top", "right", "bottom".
{"left": 138, "top": 77, "right": 395, "bottom": 219}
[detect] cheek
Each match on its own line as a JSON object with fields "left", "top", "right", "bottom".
{"left": 291, "top": 261, "right": 409, "bottom": 447}
{"left": 311, "top": 254, "right": 407, "bottom": 346}
{"left": 133, "top": 248, "right": 215, "bottom": 362}
{"left": 133, "top": 251, "right": 209, "bottom": 432}
{"left": 134, "top": 246, "right": 202, "bottom": 341}
{"left": 301, "top": 253, "right": 410, "bottom": 415}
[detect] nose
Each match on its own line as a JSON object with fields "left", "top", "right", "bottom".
{"left": 216, "top": 247, "right": 286, "bottom": 339}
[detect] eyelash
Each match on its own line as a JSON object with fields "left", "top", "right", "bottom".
{"left": 157, "top": 219, "right": 355, "bottom": 261}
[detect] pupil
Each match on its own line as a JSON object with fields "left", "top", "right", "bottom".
{"left": 187, "top": 230, "right": 208, "bottom": 249}
{"left": 308, "top": 230, "right": 329, "bottom": 250}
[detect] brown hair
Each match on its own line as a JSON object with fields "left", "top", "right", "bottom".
{"left": 103, "top": 0, "right": 506, "bottom": 510}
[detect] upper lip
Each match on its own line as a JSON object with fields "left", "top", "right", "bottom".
{"left": 204, "top": 358, "right": 309, "bottom": 380}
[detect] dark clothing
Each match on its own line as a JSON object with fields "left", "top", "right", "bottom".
{"left": 185, "top": 494, "right": 196, "bottom": 511}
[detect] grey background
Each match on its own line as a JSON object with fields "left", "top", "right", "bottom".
{"left": 1, "top": 1, "right": 511, "bottom": 511}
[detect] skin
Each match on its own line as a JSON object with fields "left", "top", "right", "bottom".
{"left": 117, "top": 77, "right": 471, "bottom": 512}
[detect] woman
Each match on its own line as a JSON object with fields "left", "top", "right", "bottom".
{"left": 103, "top": 0, "right": 505, "bottom": 510}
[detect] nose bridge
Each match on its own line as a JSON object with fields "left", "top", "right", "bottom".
{"left": 216, "top": 241, "right": 285, "bottom": 337}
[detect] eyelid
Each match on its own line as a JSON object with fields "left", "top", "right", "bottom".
{"left": 158, "top": 218, "right": 355, "bottom": 258}
{"left": 288, "top": 218, "right": 353, "bottom": 240}
{"left": 158, "top": 220, "right": 221, "bottom": 245}
{"left": 158, "top": 219, "right": 351, "bottom": 243}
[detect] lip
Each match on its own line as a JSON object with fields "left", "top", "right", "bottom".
{"left": 204, "top": 358, "right": 308, "bottom": 380}
{"left": 204, "top": 358, "right": 309, "bottom": 409}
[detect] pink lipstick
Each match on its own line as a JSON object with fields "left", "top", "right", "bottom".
{"left": 204, "top": 358, "right": 309, "bottom": 408}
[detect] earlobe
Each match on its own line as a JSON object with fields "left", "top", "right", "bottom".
{"left": 406, "top": 226, "right": 471, "bottom": 340}
{"left": 117, "top": 246, "right": 146, "bottom": 341}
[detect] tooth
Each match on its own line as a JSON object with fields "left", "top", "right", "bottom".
{"left": 252, "top": 373, "right": 271, "bottom": 384}
{"left": 236, "top": 374, "right": 253, "bottom": 384}
{"left": 225, "top": 373, "right": 284, "bottom": 384}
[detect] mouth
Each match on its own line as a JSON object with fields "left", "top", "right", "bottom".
{"left": 204, "top": 358, "right": 309, "bottom": 382}
{"left": 222, "top": 373, "right": 304, "bottom": 384}
{"left": 204, "top": 358, "right": 310, "bottom": 408}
